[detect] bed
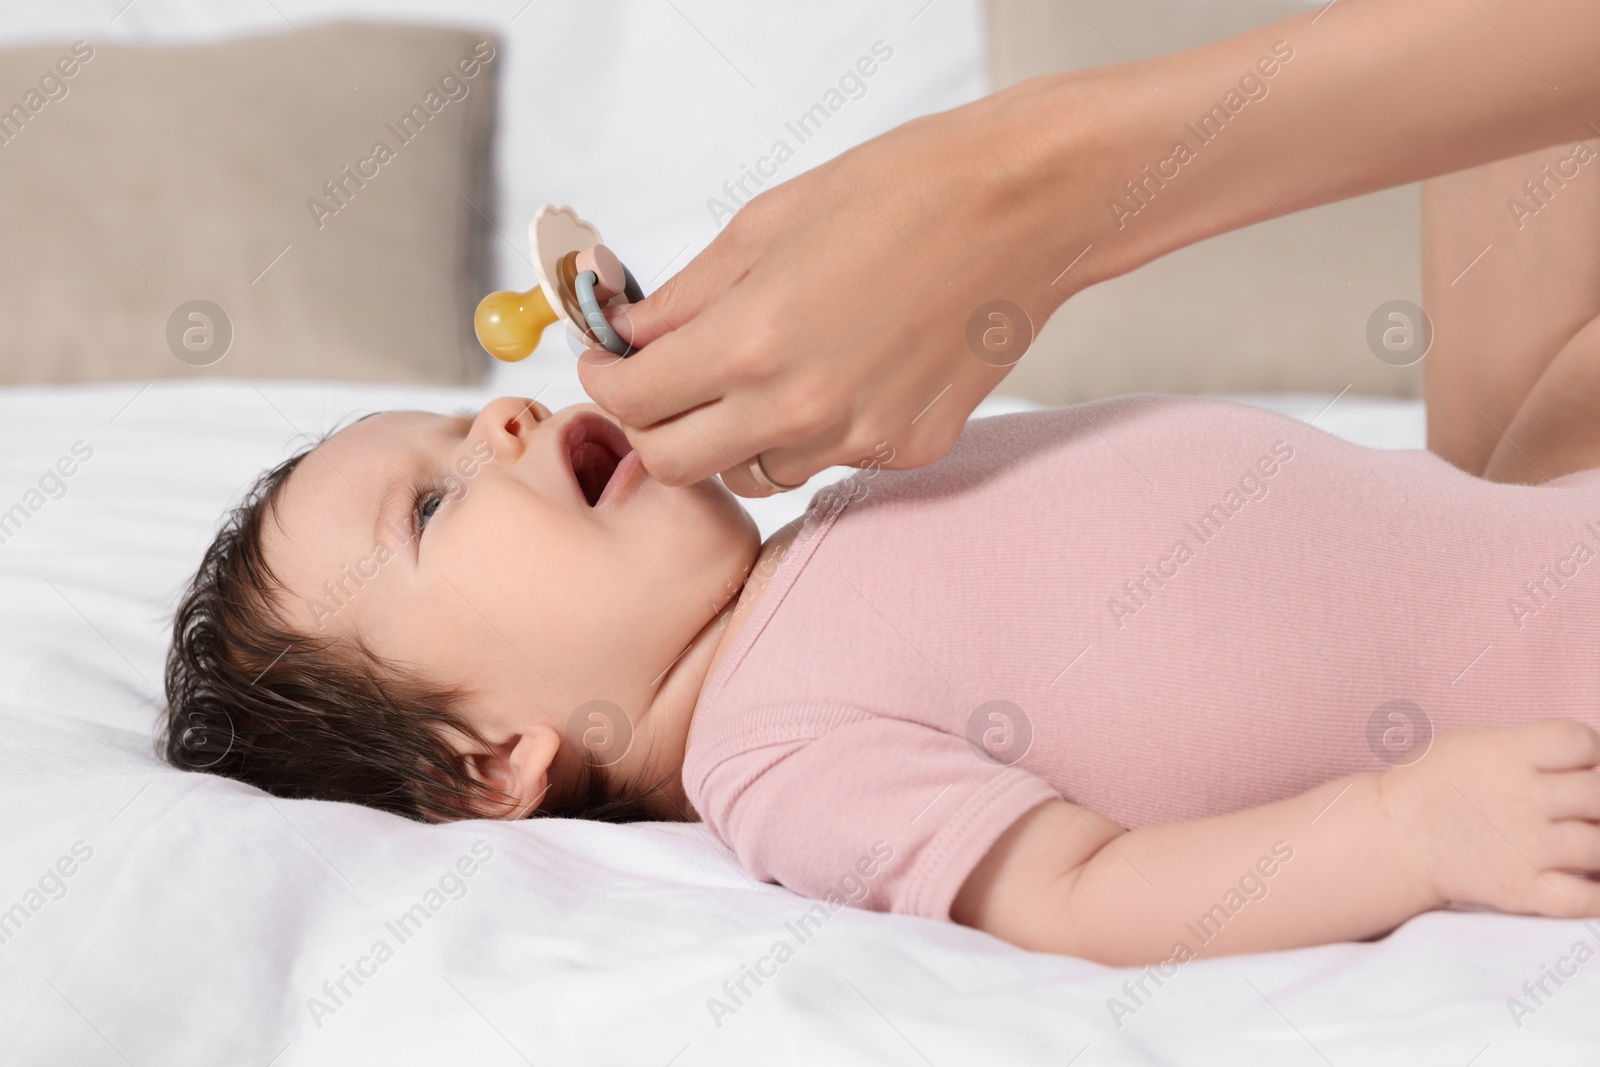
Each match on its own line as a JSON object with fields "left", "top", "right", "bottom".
{"left": 3, "top": 1, "right": 1594, "bottom": 1063}
{"left": 2, "top": 357, "right": 1596, "bottom": 1065}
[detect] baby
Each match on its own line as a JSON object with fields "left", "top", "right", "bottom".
{"left": 161, "top": 390, "right": 1600, "bottom": 967}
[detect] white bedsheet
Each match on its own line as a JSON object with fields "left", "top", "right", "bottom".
{"left": 1, "top": 368, "right": 1596, "bottom": 1065}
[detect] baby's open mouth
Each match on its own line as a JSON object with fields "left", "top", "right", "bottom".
{"left": 563, "top": 413, "right": 632, "bottom": 507}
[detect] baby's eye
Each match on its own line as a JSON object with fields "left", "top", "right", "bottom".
{"left": 414, "top": 489, "right": 445, "bottom": 532}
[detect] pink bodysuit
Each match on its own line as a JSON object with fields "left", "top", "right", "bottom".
{"left": 681, "top": 396, "right": 1600, "bottom": 923}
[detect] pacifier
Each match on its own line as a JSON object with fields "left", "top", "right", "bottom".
{"left": 473, "top": 203, "right": 645, "bottom": 362}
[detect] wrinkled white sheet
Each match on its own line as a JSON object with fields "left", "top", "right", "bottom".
{"left": 1, "top": 365, "right": 1596, "bottom": 1065}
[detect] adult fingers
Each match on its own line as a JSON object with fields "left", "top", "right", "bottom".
{"left": 579, "top": 268, "right": 784, "bottom": 429}
{"left": 614, "top": 333, "right": 996, "bottom": 493}
{"left": 717, "top": 457, "right": 782, "bottom": 500}
{"left": 715, "top": 436, "right": 848, "bottom": 499}
{"left": 603, "top": 212, "right": 762, "bottom": 351}
{"left": 622, "top": 391, "right": 849, "bottom": 490}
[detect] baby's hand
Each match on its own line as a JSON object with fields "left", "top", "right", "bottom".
{"left": 1379, "top": 721, "right": 1600, "bottom": 918}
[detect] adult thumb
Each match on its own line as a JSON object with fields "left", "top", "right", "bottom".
{"left": 606, "top": 225, "right": 757, "bottom": 349}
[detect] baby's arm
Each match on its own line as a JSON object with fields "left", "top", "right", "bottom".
{"left": 953, "top": 721, "right": 1600, "bottom": 967}
{"left": 953, "top": 772, "right": 1426, "bottom": 966}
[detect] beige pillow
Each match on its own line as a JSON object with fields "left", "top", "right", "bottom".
{"left": 985, "top": 0, "right": 1423, "bottom": 402}
{"left": 0, "top": 22, "right": 499, "bottom": 384}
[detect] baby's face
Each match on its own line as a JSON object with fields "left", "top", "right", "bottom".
{"left": 263, "top": 396, "right": 759, "bottom": 771}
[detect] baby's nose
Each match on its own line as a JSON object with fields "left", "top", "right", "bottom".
{"left": 510, "top": 398, "right": 554, "bottom": 426}
{"left": 471, "top": 396, "right": 550, "bottom": 454}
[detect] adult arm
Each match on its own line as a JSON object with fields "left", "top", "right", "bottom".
{"left": 581, "top": 0, "right": 1600, "bottom": 495}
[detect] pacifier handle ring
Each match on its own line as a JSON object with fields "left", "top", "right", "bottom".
{"left": 574, "top": 262, "right": 644, "bottom": 356}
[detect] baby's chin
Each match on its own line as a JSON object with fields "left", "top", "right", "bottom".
{"left": 692, "top": 472, "right": 760, "bottom": 538}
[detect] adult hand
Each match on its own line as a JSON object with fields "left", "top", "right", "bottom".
{"left": 580, "top": 0, "right": 1600, "bottom": 498}
{"left": 577, "top": 76, "right": 1116, "bottom": 497}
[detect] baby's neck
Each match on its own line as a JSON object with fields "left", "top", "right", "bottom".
{"left": 622, "top": 516, "right": 808, "bottom": 821}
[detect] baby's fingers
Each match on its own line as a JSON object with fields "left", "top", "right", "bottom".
{"left": 1520, "top": 720, "right": 1600, "bottom": 771}
{"left": 1543, "top": 769, "right": 1600, "bottom": 820}
{"left": 1527, "top": 867, "right": 1600, "bottom": 919}
{"left": 1543, "top": 820, "right": 1600, "bottom": 873}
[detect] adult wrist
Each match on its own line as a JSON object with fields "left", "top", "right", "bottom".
{"left": 992, "top": 40, "right": 1315, "bottom": 302}
{"left": 974, "top": 65, "right": 1178, "bottom": 320}
{"left": 976, "top": 48, "right": 1299, "bottom": 318}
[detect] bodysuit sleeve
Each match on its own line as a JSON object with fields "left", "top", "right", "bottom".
{"left": 685, "top": 703, "right": 1062, "bottom": 922}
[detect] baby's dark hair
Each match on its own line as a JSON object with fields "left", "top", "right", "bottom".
{"left": 158, "top": 427, "right": 656, "bottom": 824}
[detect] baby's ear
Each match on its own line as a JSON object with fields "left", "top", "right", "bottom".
{"left": 459, "top": 726, "right": 562, "bottom": 819}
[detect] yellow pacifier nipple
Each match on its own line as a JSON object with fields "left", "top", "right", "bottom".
{"left": 473, "top": 284, "right": 560, "bottom": 363}
{"left": 474, "top": 206, "right": 644, "bottom": 361}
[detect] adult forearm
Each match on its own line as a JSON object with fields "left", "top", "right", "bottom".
{"left": 1055, "top": 772, "right": 1433, "bottom": 967}
{"left": 1000, "top": 0, "right": 1600, "bottom": 300}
